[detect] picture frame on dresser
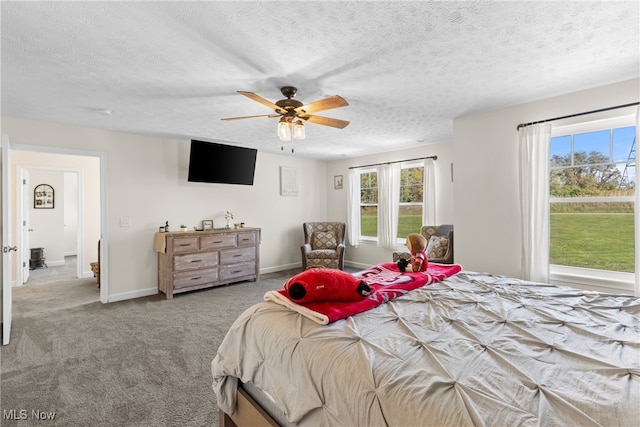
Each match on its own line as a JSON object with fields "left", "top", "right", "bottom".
{"left": 202, "top": 220, "right": 213, "bottom": 231}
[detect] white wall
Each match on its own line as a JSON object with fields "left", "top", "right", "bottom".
{"left": 1, "top": 116, "right": 328, "bottom": 300}
{"left": 28, "top": 169, "right": 66, "bottom": 265}
{"left": 64, "top": 172, "right": 79, "bottom": 256}
{"left": 327, "top": 141, "right": 455, "bottom": 268}
{"left": 453, "top": 78, "right": 639, "bottom": 279}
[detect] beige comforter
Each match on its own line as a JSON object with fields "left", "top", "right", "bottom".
{"left": 212, "top": 271, "right": 639, "bottom": 426}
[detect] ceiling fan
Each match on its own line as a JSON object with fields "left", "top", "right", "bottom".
{"left": 221, "top": 86, "right": 350, "bottom": 142}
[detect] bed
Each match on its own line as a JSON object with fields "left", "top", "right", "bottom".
{"left": 211, "top": 263, "right": 640, "bottom": 426}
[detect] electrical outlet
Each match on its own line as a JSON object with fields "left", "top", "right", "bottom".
{"left": 119, "top": 218, "right": 132, "bottom": 228}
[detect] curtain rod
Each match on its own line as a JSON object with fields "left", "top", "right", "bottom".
{"left": 348, "top": 155, "right": 437, "bottom": 170}
{"left": 516, "top": 101, "right": 639, "bottom": 131}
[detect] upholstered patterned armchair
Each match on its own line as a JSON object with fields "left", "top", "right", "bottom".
{"left": 393, "top": 224, "right": 454, "bottom": 264}
{"left": 301, "top": 222, "right": 346, "bottom": 270}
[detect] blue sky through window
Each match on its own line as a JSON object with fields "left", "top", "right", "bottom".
{"left": 550, "top": 125, "right": 636, "bottom": 183}
{"left": 550, "top": 126, "right": 636, "bottom": 163}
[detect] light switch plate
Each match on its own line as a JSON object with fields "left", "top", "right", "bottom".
{"left": 120, "top": 218, "right": 132, "bottom": 227}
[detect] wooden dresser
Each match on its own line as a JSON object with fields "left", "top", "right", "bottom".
{"left": 156, "top": 228, "right": 260, "bottom": 299}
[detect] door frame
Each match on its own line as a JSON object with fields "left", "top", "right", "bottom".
{"left": 18, "top": 167, "right": 84, "bottom": 285}
{"left": 2, "top": 134, "right": 14, "bottom": 345}
{"left": 11, "top": 143, "right": 108, "bottom": 303}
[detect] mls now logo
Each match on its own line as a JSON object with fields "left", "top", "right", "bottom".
{"left": 3, "top": 409, "right": 56, "bottom": 420}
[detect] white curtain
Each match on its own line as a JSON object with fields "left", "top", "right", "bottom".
{"left": 377, "top": 163, "right": 401, "bottom": 249}
{"left": 519, "top": 123, "right": 552, "bottom": 282}
{"left": 422, "top": 158, "right": 436, "bottom": 225}
{"left": 635, "top": 107, "right": 640, "bottom": 297}
{"left": 347, "top": 168, "right": 360, "bottom": 247}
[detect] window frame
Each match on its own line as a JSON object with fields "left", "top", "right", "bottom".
{"left": 396, "top": 161, "right": 425, "bottom": 244}
{"left": 355, "top": 161, "right": 426, "bottom": 244}
{"left": 548, "top": 115, "right": 636, "bottom": 293}
{"left": 358, "top": 167, "right": 378, "bottom": 242}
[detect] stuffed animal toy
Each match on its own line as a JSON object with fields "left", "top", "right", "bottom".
{"left": 397, "top": 233, "right": 428, "bottom": 272}
{"left": 284, "top": 267, "right": 371, "bottom": 303}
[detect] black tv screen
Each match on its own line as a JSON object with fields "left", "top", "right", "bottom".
{"left": 188, "top": 140, "right": 257, "bottom": 185}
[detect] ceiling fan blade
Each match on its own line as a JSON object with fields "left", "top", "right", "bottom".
{"left": 301, "top": 115, "right": 350, "bottom": 129}
{"left": 237, "top": 91, "right": 287, "bottom": 114}
{"left": 296, "top": 95, "right": 349, "bottom": 115}
{"left": 221, "top": 114, "right": 280, "bottom": 121}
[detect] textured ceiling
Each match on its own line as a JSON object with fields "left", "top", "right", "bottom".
{"left": 1, "top": 1, "right": 639, "bottom": 160}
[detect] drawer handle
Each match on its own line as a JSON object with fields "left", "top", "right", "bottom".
{"left": 233, "top": 254, "right": 242, "bottom": 258}
{"left": 179, "top": 243, "right": 191, "bottom": 247}
{"left": 241, "top": 238, "right": 250, "bottom": 241}
{"left": 232, "top": 270, "right": 243, "bottom": 274}
{"left": 191, "top": 277, "right": 202, "bottom": 280}
{"left": 191, "top": 259, "right": 202, "bottom": 263}
{"left": 214, "top": 240, "right": 223, "bottom": 243}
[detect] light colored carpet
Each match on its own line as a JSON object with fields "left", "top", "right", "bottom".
{"left": 14, "top": 256, "right": 100, "bottom": 318}
{"left": 1, "top": 267, "right": 312, "bottom": 426}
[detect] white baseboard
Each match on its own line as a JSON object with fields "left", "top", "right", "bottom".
{"left": 108, "top": 287, "right": 158, "bottom": 303}
{"left": 260, "top": 261, "right": 369, "bottom": 274}
{"left": 260, "top": 263, "right": 302, "bottom": 274}
{"left": 46, "top": 260, "right": 66, "bottom": 267}
{"left": 344, "top": 260, "right": 371, "bottom": 270}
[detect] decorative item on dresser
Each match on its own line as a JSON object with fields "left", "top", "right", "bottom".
{"left": 154, "top": 228, "right": 260, "bottom": 299}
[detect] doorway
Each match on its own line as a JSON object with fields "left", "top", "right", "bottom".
{"left": 12, "top": 148, "right": 104, "bottom": 315}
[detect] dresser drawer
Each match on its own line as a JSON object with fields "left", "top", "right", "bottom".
{"left": 237, "top": 231, "right": 257, "bottom": 246}
{"left": 220, "top": 262, "right": 256, "bottom": 281}
{"left": 173, "top": 268, "right": 218, "bottom": 289}
{"left": 174, "top": 251, "right": 218, "bottom": 272}
{"left": 220, "top": 246, "right": 255, "bottom": 264}
{"left": 171, "top": 237, "right": 199, "bottom": 253}
{"left": 200, "top": 234, "right": 237, "bottom": 250}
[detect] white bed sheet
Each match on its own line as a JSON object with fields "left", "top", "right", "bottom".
{"left": 212, "top": 271, "right": 640, "bottom": 426}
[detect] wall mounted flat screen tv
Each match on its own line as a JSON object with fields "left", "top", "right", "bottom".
{"left": 188, "top": 140, "right": 257, "bottom": 185}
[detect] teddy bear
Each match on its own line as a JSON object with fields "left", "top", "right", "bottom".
{"left": 397, "top": 233, "right": 428, "bottom": 272}
{"left": 284, "top": 267, "right": 371, "bottom": 303}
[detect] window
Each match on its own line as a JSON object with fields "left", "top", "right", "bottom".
{"left": 549, "top": 118, "right": 636, "bottom": 277}
{"left": 356, "top": 162, "right": 426, "bottom": 241}
{"left": 359, "top": 169, "right": 378, "bottom": 238}
{"left": 397, "top": 165, "right": 424, "bottom": 239}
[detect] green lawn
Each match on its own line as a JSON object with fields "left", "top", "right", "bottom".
{"left": 550, "top": 213, "right": 634, "bottom": 272}
{"left": 364, "top": 206, "right": 635, "bottom": 273}
{"left": 361, "top": 214, "right": 422, "bottom": 239}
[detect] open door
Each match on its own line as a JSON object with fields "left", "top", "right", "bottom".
{"left": 21, "top": 168, "right": 30, "bottom": 284}
{"left": 2, "top": 134, "right": 16, "bottom": 345}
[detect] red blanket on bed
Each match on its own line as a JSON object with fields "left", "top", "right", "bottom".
{"left": 264, "top": 262, "right": 463, "bottom": 325}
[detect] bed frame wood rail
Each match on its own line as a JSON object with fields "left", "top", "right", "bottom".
{"left": 219, "top": 387, "right": 278, "bottom": 427}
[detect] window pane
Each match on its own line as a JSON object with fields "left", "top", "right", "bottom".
{"left": 550, "top": 201, "right": 634, "bottom": 272}
{"left": 612, "top": 126, "right": 636, "bottom": 163}
{"left": 360, "top": 172, "right": 378, "bottom": 203}
{"left": 397, "top": 205, "right": 421, "bottom": 238}
{"left": 360, "top": 171, "right": 378, "bottom": 237}
{"left": 399, "top": 167, "right": 423, "bottom": 203}
{"left": 550, "top": 135, "right": 572, "bottom": 167}
{"left": 360, "top": 206, "right": 377, "bottom": 237}
{"left": 573, "top": 130, "right": 610, "bottom": 164}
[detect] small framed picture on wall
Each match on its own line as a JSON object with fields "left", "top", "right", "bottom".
{"left": 34, "top": 184, "right": 54, "bottom": 209}
{"left": 334, "top": 175, "right": 343, "bottom": 190}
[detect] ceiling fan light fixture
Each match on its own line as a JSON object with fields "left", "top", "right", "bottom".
{"left": 278, "top": 117, "right": 291, "bottom": 141}
{"left": 293, "top": 120, "right": 305, "bottom": 140}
